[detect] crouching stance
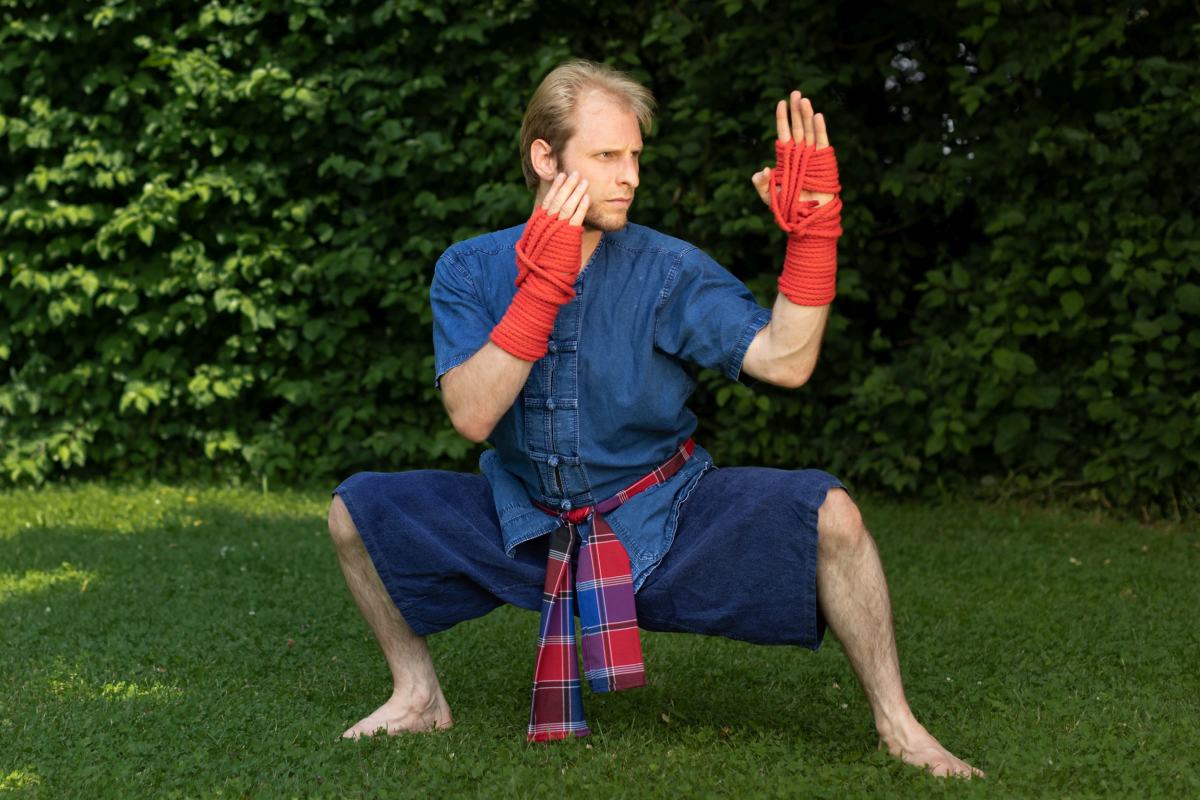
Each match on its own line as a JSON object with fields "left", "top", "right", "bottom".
{"left": 328, "top": 59, "right": 982, "bottom": 779}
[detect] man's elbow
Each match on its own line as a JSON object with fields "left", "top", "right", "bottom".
{"left": 440, "top": 371, "right": 493, "bottom": 442}
{"left": 444, "top": 403, "right": 496, "bottom": 443}
{"left": 775, "top": 359, "right": 815, "bottom": 389}
{"left": 448, "top": 410, "right": 493, "bottom": 443}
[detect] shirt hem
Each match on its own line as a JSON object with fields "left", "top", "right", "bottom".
{"left": 725, "top": 307, "right": 773, "bottom": 384}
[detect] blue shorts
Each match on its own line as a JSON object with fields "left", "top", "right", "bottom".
{"left": 331, "top": 465, "right": 846, "bottom": 650}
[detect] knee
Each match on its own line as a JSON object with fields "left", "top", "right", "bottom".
{"left": 328, "top": 493, "right": 360, "bottom": 550}
{"left": 816, "top": 488, "right": 868, "bottom": 556}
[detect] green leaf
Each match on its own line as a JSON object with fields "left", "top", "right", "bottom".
{"left": 1132, "top": 320, "right": 1161, "bottom": 339}
{"left": 1177, "top": 284, "right": 1200, "bottom": 315}
{"left": 1060, "top": 291, "right": 1085, "bottom": 317}
{"left": 992, "top": 348, "right": 1037, "bottom": 376}
{"left": 984, "top": 208, "right": 1026, "bottom": 235}
{"left": 79, "top": 273, "right": 100, "bottom": 297}
{"left": 994, "top": 413, "right": 1031, "bottom": 454}
{"left": 1014, "top": 386, "right": 1061, "bottom": 410}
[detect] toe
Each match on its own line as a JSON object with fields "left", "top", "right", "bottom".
{"left": 342, "top": 719, "right": 383, "bottom": 740}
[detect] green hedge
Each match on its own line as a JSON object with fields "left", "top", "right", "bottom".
{"left": 2, "top": 0, "right": 1197, "bottom": 518}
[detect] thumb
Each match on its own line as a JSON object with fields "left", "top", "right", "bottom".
{"left": 751, "top": 166, "right": 771, "bottom": 206}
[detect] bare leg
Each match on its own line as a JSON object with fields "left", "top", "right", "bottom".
{"left": 328, "top": 493, "right": 453, "bottom": 738}
{"left": 815, "top": 489, "right": 984, "bottom": 779}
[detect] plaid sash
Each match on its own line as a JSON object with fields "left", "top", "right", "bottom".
{"left": 527, "top": 439, "right": 695, "bottom": 742}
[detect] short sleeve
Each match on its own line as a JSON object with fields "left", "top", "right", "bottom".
{"left": 653, "top": 247, "right": 772, "bottom": 384}
{"left": 430, "top": 250, "right": 494, "bottom": 388}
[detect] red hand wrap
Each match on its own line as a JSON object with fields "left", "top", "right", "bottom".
{"left": 769, "top": 139, "right": 844, "bottom": 306}
{"left": 489, "top": 206, "right": 583, "bottom": 361}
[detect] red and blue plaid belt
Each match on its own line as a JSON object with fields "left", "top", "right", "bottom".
{"left": 527, "top": 438, "right": 696, "bottom": 742}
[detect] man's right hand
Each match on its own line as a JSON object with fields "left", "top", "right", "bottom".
{"left": 541, "top": 170, "right": 591, "bottom": 230}
{"left": 511, "top": 171, "right": 590, "bottom": 291}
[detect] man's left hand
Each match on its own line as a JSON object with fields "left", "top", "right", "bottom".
{"left": 751, "top": 90, "right": 834, "bottom": 210}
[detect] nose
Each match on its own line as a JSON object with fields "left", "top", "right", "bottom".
{"left": 619, "top": 154, "right": 639, "bottom": 190}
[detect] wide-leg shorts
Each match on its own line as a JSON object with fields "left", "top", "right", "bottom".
{"left": 331, "top": 465, "right": 846, "bottom": 650}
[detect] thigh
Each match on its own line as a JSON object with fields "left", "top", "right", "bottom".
{"left": 633, "top": 465, "right": 847, "bottom": 650}
{"left": 331, "top": 470, "right": 550, "bottom": 636}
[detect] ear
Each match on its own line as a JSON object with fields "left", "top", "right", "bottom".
{"left": 530, "top": 138, "right": 558, "bottom": 182}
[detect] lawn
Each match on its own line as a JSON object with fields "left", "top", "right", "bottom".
{"left": 2, "top": 481, "right": 1198, "bottom": 798}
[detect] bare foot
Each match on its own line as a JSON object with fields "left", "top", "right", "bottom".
{"left": 341, "top": 687, "right": 454, "bottom": 739}
{"left": 879, "top": 719, "right": 985, "bottom": 779}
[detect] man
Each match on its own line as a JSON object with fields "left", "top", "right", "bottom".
{"left": 328, "top": 59, "right": 983, "bottom": 779}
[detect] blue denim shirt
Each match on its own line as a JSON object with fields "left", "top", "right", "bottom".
{"left": 430, "top": 221, "right": 772, "bottom": 590}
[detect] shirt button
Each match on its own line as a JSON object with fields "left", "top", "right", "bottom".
{"left": 560, "top": 499, "right": 573, "bottom": 511}
{"left": 546, "top": 399, "right": 557, "bottom": 411}
{"left": 547, "top": 455, "right": 560, "bottom": 468}
{"left": 547, "top": 340, "right": 558, "bottom": 353}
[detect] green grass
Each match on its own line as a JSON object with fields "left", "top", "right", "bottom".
{"left": 2, "top": 480, "right": 1198, "bottom": 798}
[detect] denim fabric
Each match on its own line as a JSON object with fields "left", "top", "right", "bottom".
{"left": 331, "top": 465, "right": 846, "bottom": 648}
{"left": 430, "top": 222, "right": 772, "bottom": 590}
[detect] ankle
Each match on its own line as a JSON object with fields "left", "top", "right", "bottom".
{"left": 389, "top": 679, "right": 440, "bottom": 708}
{"left": 875, "top": 707, "right": 922, "bottom": 746}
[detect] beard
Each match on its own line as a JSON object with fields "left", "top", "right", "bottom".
{"left": 583, "top": 198, "right": 633, "bottom": 232}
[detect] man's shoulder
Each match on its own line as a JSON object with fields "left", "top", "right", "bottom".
{"left": 440, "top": 223, "right": 523, "bottom": 266}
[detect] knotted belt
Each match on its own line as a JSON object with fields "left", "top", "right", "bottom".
{"left": 527, "top": 438, "right": 696, "bottom": 742}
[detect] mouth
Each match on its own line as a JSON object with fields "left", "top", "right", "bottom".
{"left": 607, "top": 198, "right": 633, "bottom": 207}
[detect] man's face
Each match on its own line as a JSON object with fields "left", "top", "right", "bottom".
{"left": 554, "top": 90, "right": 643, "bottom": 232}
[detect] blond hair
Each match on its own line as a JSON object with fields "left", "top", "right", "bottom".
{"left": 519, "top": 58, "right": 656, "bottom": 192}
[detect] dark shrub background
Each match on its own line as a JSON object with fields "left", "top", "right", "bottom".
{"left": 2, "top": 0, "right": 1196, "bottom": 519}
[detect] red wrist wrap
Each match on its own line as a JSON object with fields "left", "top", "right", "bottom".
{"left": 489, "top": 206, "right": 583, "bottom": 361}
{"left": 769, "top": 139, "right": 844, "bottom": 306}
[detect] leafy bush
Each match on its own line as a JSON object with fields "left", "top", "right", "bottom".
{"left": 2, "top": 0, "right": 1196, "bottom": 518}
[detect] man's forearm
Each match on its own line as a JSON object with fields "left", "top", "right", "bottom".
{"left": 440, "top": 341, "right": 534, "bottom": 443}
{"left": 742, "top": 292, "right": 830, "bottom": 388}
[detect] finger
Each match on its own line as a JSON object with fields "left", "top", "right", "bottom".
{"left": 801, "top": 97, "right": 815, "bottom": 146}
{"left": 541, "top": 172, "right": 566, "bottom": 209}
{"left": 815, "top": 112, "right": 829, "bottom": 148}
{"left": 557, "top": 176, "right": 588, "bottom": 221}
{"left": 569, "top": 193, "right": 590, "bottom": 226}
{"left": 750, "top": 167, "right": 771, "bottom": 206}
{"left": 775, "top": 99, "right": 791, "bottom": 143}
{"left": 547, "top": 171, "right": 577, "bottom": 214}
{"left": 547, "top": 171, "right": 580, "bottom": 216}
{"left": 790, "top": 91, "right": 806, "bottom": 147}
